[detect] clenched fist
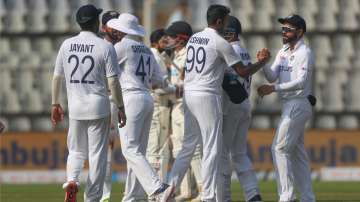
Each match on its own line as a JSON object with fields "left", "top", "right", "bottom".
{"left": 51, "top": 104, "right": 64, "bottom": 125}
{"left": 256, "top": 48, "right": 271, "bottom": 64}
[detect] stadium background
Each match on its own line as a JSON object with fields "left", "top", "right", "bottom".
{"left": 1, "top": 0, "right": 360, "bottom": 200}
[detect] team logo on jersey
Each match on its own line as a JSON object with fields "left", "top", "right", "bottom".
{"left": 290, "top": 55, "right": 295, "bottom": 61}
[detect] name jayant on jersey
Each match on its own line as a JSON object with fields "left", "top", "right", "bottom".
{"left": 69, "top": 43, "right": 95, "bottom": 53}
{"left": 131, "top": 45, "right": 152, "bottom": 54}
{"left": 189, "top": 37, "right": 210, "bottom": 45}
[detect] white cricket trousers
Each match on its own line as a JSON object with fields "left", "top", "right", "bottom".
{"left": 219, "top": 99, "right": 260, "bottom": 202}
{"left": 100, "top": 147, "right": 113, "bottom": 202}
{"left": 119, "top": 91, "right": 162, "bottom": 202}
{"left": 101, "top": 103, "right": 119, "bottom": 201}
{"left": 147, "top": 100, "right": 171, "bottom": 182}
{"left": 167, "top": 92, "right": 222, "bottom": 202}
{"left": 66, "top": 116, "right": 110, "bottom": 202}
{"left": 272, "top": 98, "right": 315, "bottom": 202}
{"left": 171, "top": 100, "right": 202, "bottom": 197}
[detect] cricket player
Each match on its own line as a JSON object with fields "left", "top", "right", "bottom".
{"left": 219, "top": 15, "right": 262, "bottom": 202}
{"left": 107, "top": 13, "right": 171, "bottom": 201}
{"left": 162, "top": 5, "right": 270, "bottom": 202}
{"left": 147, "top": 28, "right": 172, "bottom": 184}
{"left": 163, "top": 21, "right": 203, "bottom": 201}
{"left": 100, "top": 10, "right": 121, "bottom": 202}
{"left": 51, "top": 4, "right": 126, "bottom": 202}
{"left": 257, "top": 14, "right": 315, "bottom": 202}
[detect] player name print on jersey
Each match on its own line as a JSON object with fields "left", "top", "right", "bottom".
{"left": 189, "top": 36, "right": 210, "bottom": 45}
{"left": 131, "top": 45, "right": 152, "bottom": 54}
{"left": 69, "top": 43, "right": 95, "bottom": 53}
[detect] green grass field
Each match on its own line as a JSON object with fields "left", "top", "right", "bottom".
{"left": 1, "top": 181, "right": 359, "bottom": 202}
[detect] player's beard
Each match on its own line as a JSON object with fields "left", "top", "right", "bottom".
{"left": 282, "top": 33, "right": 298, "bottom": 44}
{"left": 108, "top": 32, "right": 120, "bottom": 42}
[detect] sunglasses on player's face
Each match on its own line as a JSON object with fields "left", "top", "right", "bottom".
{"left": 281, "top": 26, "right": 297, "bottom": 33}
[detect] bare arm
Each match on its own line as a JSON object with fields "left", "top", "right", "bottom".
{"left": 232, "top": 60, "right": 267, "bottom": 77}
{"left": 231, "top": 48, "right": 271, "bottom": 77}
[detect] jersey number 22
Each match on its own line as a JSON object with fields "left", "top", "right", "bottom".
{"left": 68, "top": 54, "right": 95, "bottom": 84}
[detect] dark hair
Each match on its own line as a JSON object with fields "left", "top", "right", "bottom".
{"left": 165, "top": 21, "right": 193, "bottom": 41}
{"left": 206, "top": 4, "right": 230, "bottom": 25}
{"left": 150, "top": 29, "right": 166, "bottom": 44}
{"left": 79, "top": 18, "right": 98, "bottom": 31}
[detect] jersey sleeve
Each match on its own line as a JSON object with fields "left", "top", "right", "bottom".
{"left": 217, "top": 38, "right": 241, "bottom": 67}
{"left": 53, "top": 43, "right": 65, "bottom": 76}
{"left": 114, "top": 41, "right": 127, "bottom": 66}
{"left": 263, "top": 50, "right": 281, "bottom": 83}
{"left": 151, "top": 54, "right": 166, "bottom": 86}
{"left": 104, "top": 44, "right": 119, "bottom": 78}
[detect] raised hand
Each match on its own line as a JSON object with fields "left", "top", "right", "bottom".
{"left": 256, "top": 48, "right": 271, "bottom": 64}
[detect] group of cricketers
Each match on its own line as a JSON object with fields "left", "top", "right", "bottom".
{"left": 51, "top": 3, "right": 315, "bottom": 202}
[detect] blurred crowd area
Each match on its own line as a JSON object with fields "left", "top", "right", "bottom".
{"left": 1, "top": 0, "right": 360, "bottom": 132}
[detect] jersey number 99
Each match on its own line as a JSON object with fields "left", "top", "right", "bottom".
{"left": 185, "top": 45, "right": 206, "bottom": 73}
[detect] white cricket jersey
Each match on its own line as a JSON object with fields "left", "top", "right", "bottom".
{"left": 114, "top": 35, "right": 164, "bottom": 93}
{"left": 225, "top": 41, "right": 252, "bottom": 95}
{"left": 170, "top": 47, "right": 186, "bottom": 86}
{"left": 151, "top": 48, "right": 168, "bottom": 74}
{"left": 184, "top": 27, "right": 241, "bottom": 95}
{"left": 53, "top": 31, "right": 118, "bottom": 120}
{"left": 263, "top": 39, "right": 314, "bottom": 100}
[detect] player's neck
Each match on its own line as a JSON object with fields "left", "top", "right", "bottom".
{"left": 208, "top": 25, "right": 221, "bottom": 33}
{"left": 289, "top": 39, "right": 300, "bottom": 51}
{"left": 104, "top": 36, "right": 116, "bottom": 44}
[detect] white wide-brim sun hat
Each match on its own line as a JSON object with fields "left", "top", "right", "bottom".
{"left": 107, "top": 13, "right": 145, "bottom": 37}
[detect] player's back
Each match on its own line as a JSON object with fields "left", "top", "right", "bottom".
{"left": 184, "top": 28, "right": 238, "bottom": 95}
{"left": 114, "top": 36, "right": 162, "bottom": 93}
{"left": 55, "top": 31, "right": 117, "bottom": 120}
